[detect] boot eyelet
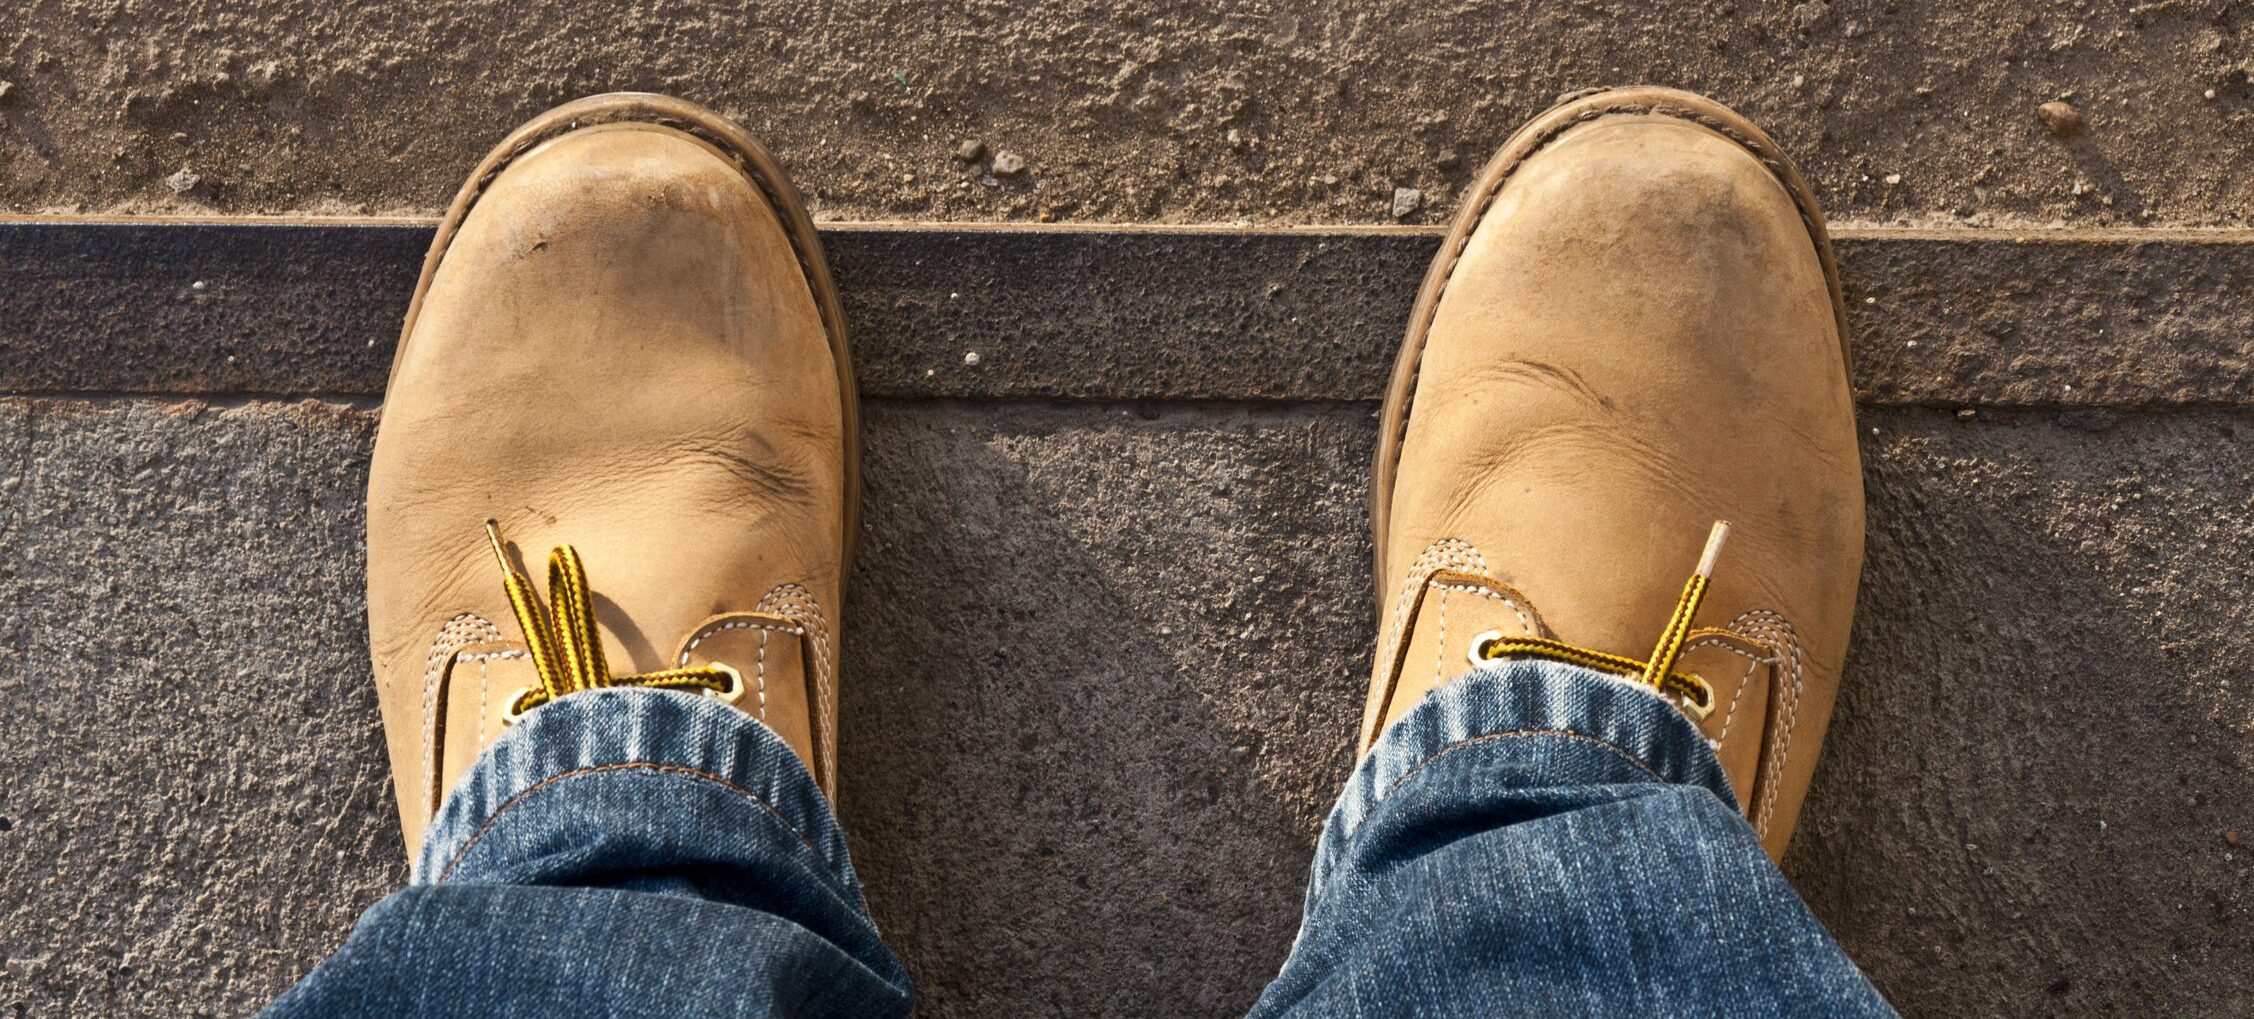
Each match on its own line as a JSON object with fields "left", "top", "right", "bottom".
{"left": 500, "top": 687, "right": 536, "bottom": 727}
{"left": 704, "top": 662, "right": 745, "bottom": 702}
{"left": 1679, "top": 675, "right": 1716, "bottom": 721}
{"left": 1466, "top": 630, "right": 1506, "bottom": 668}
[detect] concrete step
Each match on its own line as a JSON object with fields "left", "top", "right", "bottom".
{"left": 2, "top": 220, "right": 2251, "bottom": 1017}
{"left": 6, "top": 218, "right": 2254, "bottom": 406}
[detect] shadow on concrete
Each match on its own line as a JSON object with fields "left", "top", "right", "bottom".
{"left": 839, "top": 402, "right": 1368, "bottom": 1016}
{"left": 1788, "top": 407, "right": 2254, "bottom": 1016}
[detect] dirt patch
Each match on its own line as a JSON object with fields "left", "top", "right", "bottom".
{"left": 1, "top": 0, "right": 2250, "bottom": 224}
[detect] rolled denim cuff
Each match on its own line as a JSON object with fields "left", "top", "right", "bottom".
{"left": 413, "top": 688, "right": 851, "bottom": 895}
{"left": 1310, "top": 659, "right": 1734, "bottom": 902}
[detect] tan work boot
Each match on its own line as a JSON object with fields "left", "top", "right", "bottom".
{"left": 366, "top": 93, "right": 855, "bottom": 855}
{"left": 1365, "top": 86, "right": 1863, "bottom": 860}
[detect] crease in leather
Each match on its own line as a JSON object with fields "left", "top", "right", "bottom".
{"left": 1379, "top": 98, "right": 1847, "bottom": 580}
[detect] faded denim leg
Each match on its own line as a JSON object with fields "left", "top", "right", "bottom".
{"left": 262, "top": 688, "right": 911, "bottom": 1019}
{"left": 1248, "top": 660, "right": 1895, "bottom": 1019}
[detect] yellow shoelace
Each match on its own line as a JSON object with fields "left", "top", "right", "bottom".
{"left": 485, "top": 520, "right": 741, "bottom": 721}
{"left": 1469, "top": 521, "right": 1731, "bottom": 717}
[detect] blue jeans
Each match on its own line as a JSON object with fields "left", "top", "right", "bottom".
{"left": 265, "top": 662, "right": 1894, "bottom": 1017}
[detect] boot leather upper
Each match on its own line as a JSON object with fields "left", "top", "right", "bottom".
{"left": 367, "top": 120, "right": 847, "bottom": 853}
{"left": 1369, "top": 107, "right": 1864, "bottom": 858}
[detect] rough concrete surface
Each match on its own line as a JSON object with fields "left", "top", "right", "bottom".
{"left": 3, "top": 1, "right": 2253, "bottom": 226}
{"left": 3, "top": 398, "right": 2250, "bottom": 1017}
{"left": 5, "top": 1, "right": 2253, "bottom": 1013}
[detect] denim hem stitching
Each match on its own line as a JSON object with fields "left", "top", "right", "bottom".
{"left": 434, "top": 760, "right": 841, "bottom": 899}
{"left": 1337, "top": 727, "right": 1678, "bottom": 858}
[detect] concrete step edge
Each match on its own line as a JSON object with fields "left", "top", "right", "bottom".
{"left": 4, "top": 218, "right": 2250, "bottom": 406}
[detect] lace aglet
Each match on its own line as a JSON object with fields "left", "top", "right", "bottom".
{"left": 483, "top": 519, "right": 513, "bottom": 574}
{"left": 1641, "top": 520, "right": 1730, "bottom": 690}
{"left": 1695, "top": 520, "right": 1731, "bottom": 578}
{"left": 485, "top": 517, "right": 565, "bottom": 700}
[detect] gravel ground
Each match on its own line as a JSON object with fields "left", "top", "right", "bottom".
{"left": 1, "top": 0, "right": 2250, "bottom": 225}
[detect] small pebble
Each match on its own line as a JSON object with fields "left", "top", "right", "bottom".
{"left": 1435, "top": 148, "right": 1461, "bottom": 170}
{"left": 0, "top": 81, "right": 16, "bottom": 104}
{"left": 1793, "top": 0, "right": 1832, "bottom": 32}
{"left": 1956, "top": 408, "right": 1977, "bottom": 421}
{"left": 164, "top": 168, "right": 202, "bottom": 194}
{"left": 955, "top": 139, "right": 987, "bottom": 162}
{"left": 190, "top": 280, "right": 207, "bottom": 292}
{"left": 991, "top": 151, "right": 1027, "bottom": 177}
{"left": 963, "top": 351, "right": 982, "bottom": 366}
{"left": 2204, "top": 89, "right": 2218, "bottom": 101}
{"left": 1391, "top": 186, "right": 1422, "bottom": 219}
{"left": 1883, "top": 173, "right": 1902, "bottom": 185}
{"left": 2036, "top": 100, "right": 2083, "bottom": 137}
{"left": 2228, "top": 830, "right": 2242, "bottom": 847}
